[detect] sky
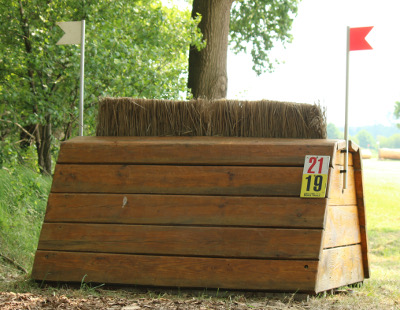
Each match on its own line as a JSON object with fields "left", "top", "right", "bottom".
{"left": 226, "top": 0, "right": 400, "bottom": 127}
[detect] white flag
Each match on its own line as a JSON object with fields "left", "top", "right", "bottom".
{"left": 56, "top": 21, "right": 83, "bottom": 45}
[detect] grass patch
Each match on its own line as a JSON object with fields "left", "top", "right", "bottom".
{"left": 358, "top": 159, "right": 400, "bottom": 304}
{"left": 0, "top": 166, "right": 51, "bottom": 279}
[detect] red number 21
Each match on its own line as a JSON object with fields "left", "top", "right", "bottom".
{"left": 307, "top": 157, "right": 324, "bottom": 174}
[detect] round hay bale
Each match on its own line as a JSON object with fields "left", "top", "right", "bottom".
{"left": 361, "top": 149, "right": 372, "bottom": 159}
{"left": 379, "top": 148, "right": 400, "bottom": 160}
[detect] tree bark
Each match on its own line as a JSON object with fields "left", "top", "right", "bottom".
{"left": 18, "top": 1, "right": 52, "bottom": 175}
{"left": 188, "top": 0, "right": 234, "bottom": 99}
{"left": 35, "top": 115, "right": 52, "bottom": 175}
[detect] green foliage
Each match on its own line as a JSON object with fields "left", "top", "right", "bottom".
{"left": 0, "top": 166, "right": 51, "bottom": 273}
{"left": 348, "top": 124, "right": 399, "bottom": 140}
{"left": 326, "top": 123, "right": 343, "bottom": 139}
{"left": 394, "top": 101, "right": 400, "bottom": 129}
{"left": 378, "top": 134, "right": 400, "bottom": 149}
{"left": 0, "top": 136, "right": 40, "bottom": 170}
{"left": 0, "top": 0, "right": 203, "bottom": 167}
{"left": 230, "top": 0, "right": 299, "bottom": 75}
{"left": 84, "top": 1, "right": 203, "bottom": 101}
{"left": 350, "top": 135, "right": 359, "bottom": 146}
{"left": 354, "top": 129, "right": 376, "bottom": 149}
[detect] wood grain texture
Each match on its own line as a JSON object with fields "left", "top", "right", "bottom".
{"left": 327, "top": 166, "right": 357, "bottom": 205}
{"left": 51, "top": 165, "right": 303, "bottom": 196}
{"left": 38, "top": 223, "right": 322, "bottom": 259}
{"left": 32, "top": 138, "right": 368, "bottom": 292}
{"left": 322, "top": 205, "right": 361, "bottom": 248}
{"left": 32, "top": 251, "right": 319, "bottom": 292}
{"left": 334, "top": 150, "right": 354, "bottom": 166}
{"left": 352, "top": 150, "right": 370, "bottom": 279}
{"left": 45, "top": 194, "right": 327, "bottom": 228}
{"left": 57, "top": 136, "right": 339, "bottom": 166}
{"left": 315, "top": 244, "right": 364, "bottom": 293}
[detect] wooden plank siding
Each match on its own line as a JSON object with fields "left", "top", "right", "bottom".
{"left": 38, "top": 223, "right": 322, "bottom": 259}
{"left": 32, "top": 136, "right": 368, "bottom": 293}
{"left": 57, "top": 136, "right": 342, "bottom": 166}
{"left": 45, "top": 194, "right": 327, "bottom": 228}
{"left": 51, "top": 164, "right": 304, "bottom": 196}
{"left": 32, "top": 251, "right": 319, "bottom": 292}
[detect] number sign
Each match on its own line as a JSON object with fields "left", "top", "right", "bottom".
{"left": 300, "top": 155, "right": 330, "bottom": 198}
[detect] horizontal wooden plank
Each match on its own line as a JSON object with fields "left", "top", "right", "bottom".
{"left": 57, "top": 136, "right": 339, "bottom": 166}
{"left": 32, "top": 251, "right": 319, "bottom": 292}
{"left": 322, "top": 205, "right": 361, "bottom": 248}
{"left": 45, "top": 194, "right": 327, "bottom": 228}
{"left": 315, "top": 244, "right": 364, "bottom": 293}
{"left": 38, "top": 223, "right": 322, "bottom": 259}
{"left": 51, "top": 165, "right": 303, "bottom": 196}
{"left": 327, "top": 166, "right": 357, "bottom": 205}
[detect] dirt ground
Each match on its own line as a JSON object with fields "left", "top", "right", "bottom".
{"left": 0, "top": 290, "right": 308, "bottom": 310}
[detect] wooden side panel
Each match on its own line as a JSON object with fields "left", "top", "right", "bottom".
{"left": 322, "top": 205, "right": 361, "bottom": 248}
{"left": 32, "top": 251, "right": 319, "bottom": 292}
{"left": 352, "top": 150, "right": 370, "bottom": 279}
{"left": 51, "top": 165, "right": 303, "bottom": 196}
{"left": 334, "top": 150, "right": 354, "bottom": 166}
{"left": 38, "top": 224, "right": 322, "bottom": 259}
{"left": 315, "top": 244, "right": 364, "bottom": 293}
{"left": 45, "top": 194, "right": 327, "bottom": 228}
{"left": 57, "top": 136, "right": 339, "bottom": 166}
{"left": 327, "top": 166, "right": 357, "bottom": 205}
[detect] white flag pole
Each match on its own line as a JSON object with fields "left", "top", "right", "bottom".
{"left": 56, "top": 20, "right": 86, "bottom": 136}
{"left": 343, "top": 26, "right": 350, "bottom": 191}
{"left": 79, "top": 20, "right": 85, "bottom": 136}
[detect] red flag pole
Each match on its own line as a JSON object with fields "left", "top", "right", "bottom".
{"left": 343, "top": 26, "right": 350, "bottom": 191}
{"left": 343, "top": 26, "right": 373, "bottom": 191}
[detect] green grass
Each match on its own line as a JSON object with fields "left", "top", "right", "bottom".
{"left": 0, "top": 166, "right": 51, "bottom": 279}
{"left": 0, "top": 159, "right": 399, "bottom": 309}
{"left": 358, "top": 159, "right": 400, "bottom": 305}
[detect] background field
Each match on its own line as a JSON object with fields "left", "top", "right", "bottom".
{"left": 359, "top": 159, "right": 400, "bottom": 305}
{"left": 0, "top": 157, "right": 399, "bottom": 309}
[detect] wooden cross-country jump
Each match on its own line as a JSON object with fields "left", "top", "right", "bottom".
{"left": 32, "top": 136, "right": 369, "bottom": 294}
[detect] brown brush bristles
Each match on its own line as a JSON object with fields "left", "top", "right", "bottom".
{"left": 96, "top": 97, "right": 327, "bottom": 139}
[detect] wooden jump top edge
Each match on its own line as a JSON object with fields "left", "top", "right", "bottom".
{"left": 64, "top": 136, "right": 341, "bottom": 146}
{"left": 60, "top": 136, "right": 360, "bottom": 155}
{"left": 57, "top": 136, "right": 360, "bottom": 166}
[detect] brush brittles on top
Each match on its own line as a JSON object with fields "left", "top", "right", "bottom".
{"left": 96, "top": 98, "right": 327, "bottom": 139}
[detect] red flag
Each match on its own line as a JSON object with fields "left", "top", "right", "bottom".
{"left": 349, "top": 26, "right": 373, "bottom": 51}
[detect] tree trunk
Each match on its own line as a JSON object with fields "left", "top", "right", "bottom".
{"left": 35, "top": 114, "right": 52, "bottom": 175}
{"left": 188, "top": 0, "right": 234, "bottom": 99}
{"left": 18, "top": 0, "right": 52, "bottom": 174}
